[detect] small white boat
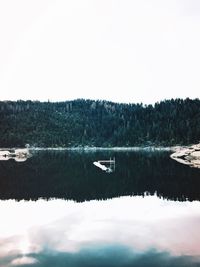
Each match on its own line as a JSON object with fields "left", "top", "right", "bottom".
{"left": 93, "top": 158, "right": 115, "bottom": 173}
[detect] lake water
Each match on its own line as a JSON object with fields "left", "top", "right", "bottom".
{"left": 0, "top": 150, "right": 200, "bottom": 267}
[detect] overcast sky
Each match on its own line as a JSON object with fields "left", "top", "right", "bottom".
{"left": 0, "top": 0, "right": 200, "bottom": 104}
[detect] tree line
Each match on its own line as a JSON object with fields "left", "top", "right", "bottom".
{"left": 0, "top": 98, "right": 200, "bottom": 147}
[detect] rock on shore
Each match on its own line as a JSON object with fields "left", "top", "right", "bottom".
{"left": 170, "top": 144, "right": 200, "bottom": 168}
{"left": 0, "top": 148, "right": 30, "bottom": 162}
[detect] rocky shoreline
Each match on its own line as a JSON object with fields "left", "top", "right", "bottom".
{"left": 0, "top": 148, "right": 31, "bottom": 162}
{"left": 170, "top": 144, "right": 200, "bottom": 168}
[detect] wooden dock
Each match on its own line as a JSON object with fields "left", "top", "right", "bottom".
{"left": 93, "top": 158, "right": 115, "bottom": 173}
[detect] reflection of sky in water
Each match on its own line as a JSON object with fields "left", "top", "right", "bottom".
{"left": 0, "top": 196, "right": 200, "bottom": 266}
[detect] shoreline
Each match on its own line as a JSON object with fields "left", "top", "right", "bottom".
{"left": 1, "top": 145, "right": 200, "bottom": 169}
{"left": 0, "top": 146, "right": 177, "bottom": 152}
{"left": 170, "top": 144, "right": 200, "bottom": 168}
{"left": 0, "top": 148, "right": 31, "bottom": 162}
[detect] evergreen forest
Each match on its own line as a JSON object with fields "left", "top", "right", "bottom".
{"left": 0, "top": 98, "right": 200, "bottom": 147}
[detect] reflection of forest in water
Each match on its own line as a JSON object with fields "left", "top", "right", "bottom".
{"left": 0, "top": 150, "right": 200, "bottom": 202}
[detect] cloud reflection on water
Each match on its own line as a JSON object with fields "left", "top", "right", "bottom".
{"left": 0, "top": 196, "right": 200, "bottom": 266}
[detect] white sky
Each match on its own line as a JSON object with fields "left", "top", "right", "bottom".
{"left": 0, "top": 0, "right": 200, "bottom": 104}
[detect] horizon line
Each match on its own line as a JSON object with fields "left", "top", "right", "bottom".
{"left": 0, "top": 97, "right": 199, "bottom": 106}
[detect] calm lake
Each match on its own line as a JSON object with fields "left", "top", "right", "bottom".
{"left": 0, "top": 150, "right": 200, "bottom": 267}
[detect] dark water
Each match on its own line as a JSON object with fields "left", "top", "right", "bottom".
{"left": 0, "top": 150, "right": 200, "bottom": 267}
{"left": 1, "top": 150, "right": 200, "bottom": 201}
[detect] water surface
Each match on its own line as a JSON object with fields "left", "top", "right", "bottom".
{"left": 0, "top": 150, "right": 200, "bottom": 267}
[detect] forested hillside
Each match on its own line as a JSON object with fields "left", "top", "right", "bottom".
{"left": 0, "top": 98, "right": 200, "bottom": 147}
